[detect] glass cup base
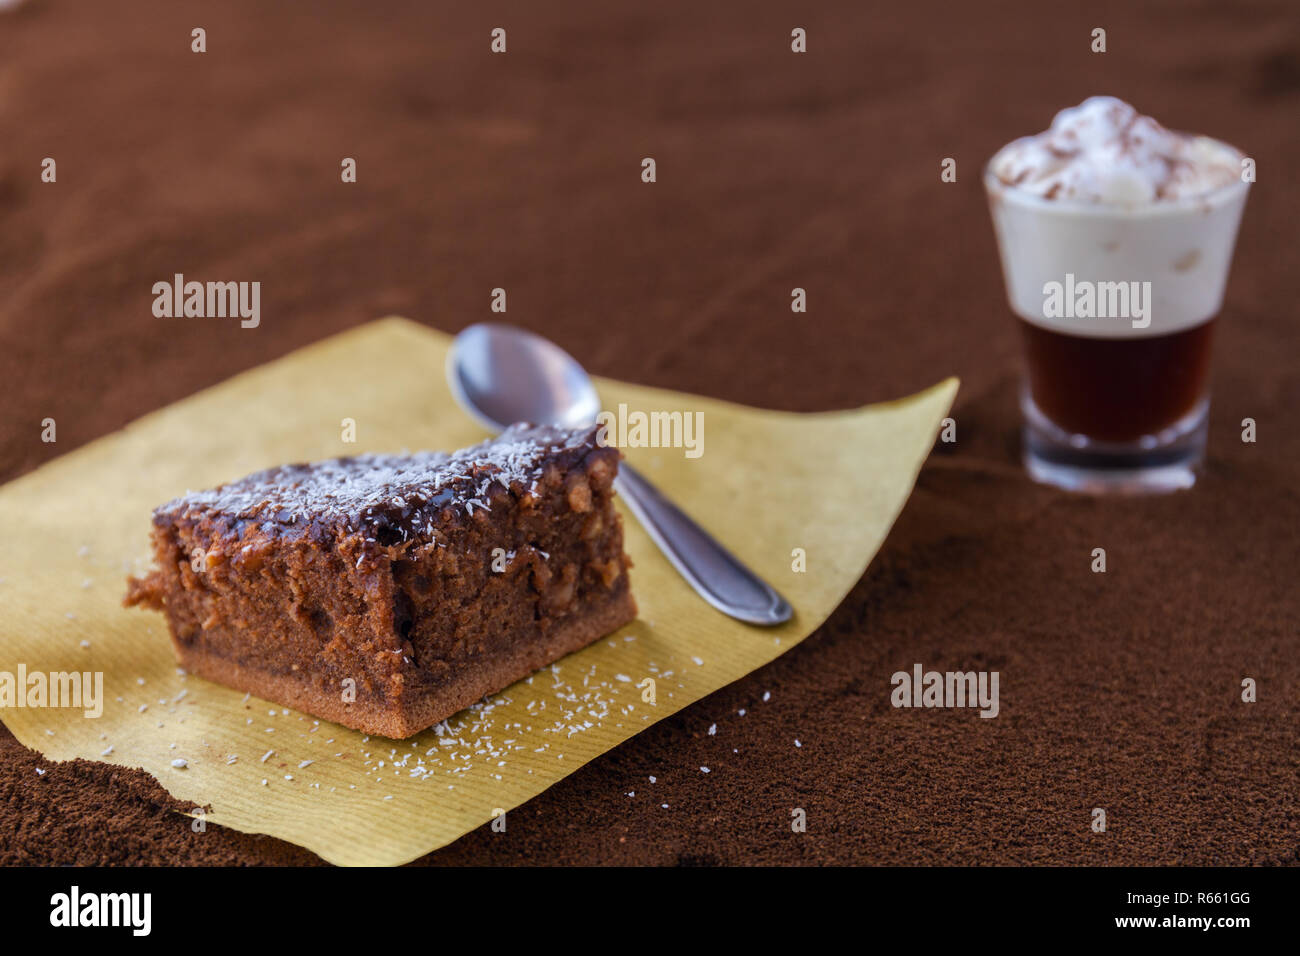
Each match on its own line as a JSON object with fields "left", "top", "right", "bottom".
{"left": 1021, "top": 389, "right": 1208, "bottom": 495}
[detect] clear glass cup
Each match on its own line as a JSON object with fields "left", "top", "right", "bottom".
{"left": 984, "top": 153, "right": 1249, "bottom": 493}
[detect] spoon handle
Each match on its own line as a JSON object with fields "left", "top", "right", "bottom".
{"left": 614, "top": 463, "right": 793, "bottom": 626}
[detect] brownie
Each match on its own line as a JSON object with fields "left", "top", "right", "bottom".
{"left": 125, "top": 424, "right": 636, "bottom": 738}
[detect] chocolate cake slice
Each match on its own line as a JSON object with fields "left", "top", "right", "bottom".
{"left": 126, "top": 424, "right": 636, "bottom": 738}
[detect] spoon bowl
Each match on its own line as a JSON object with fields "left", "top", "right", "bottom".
{"left": 448, "top": 324, "right": 602, "bottom": 431}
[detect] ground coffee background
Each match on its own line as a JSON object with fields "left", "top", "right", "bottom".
{"left": 1, "top": 0, "right": 1296, "bottom": 865}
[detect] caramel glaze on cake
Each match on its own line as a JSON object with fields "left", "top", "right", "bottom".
{"left": 125, "top": 424, "right": 636, "bottom": 738}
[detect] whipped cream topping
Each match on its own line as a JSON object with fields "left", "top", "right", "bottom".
{"left": 991, "top": 97, "right": 1242, "bottom": 204}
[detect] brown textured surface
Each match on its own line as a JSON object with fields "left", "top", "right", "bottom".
{"left": 1, "top": 0, "right": 1297, "bottom": 865}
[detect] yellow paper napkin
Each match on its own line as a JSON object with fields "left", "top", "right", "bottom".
{"left": 0, "top": 317, "right": 956, "bottom": 865}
